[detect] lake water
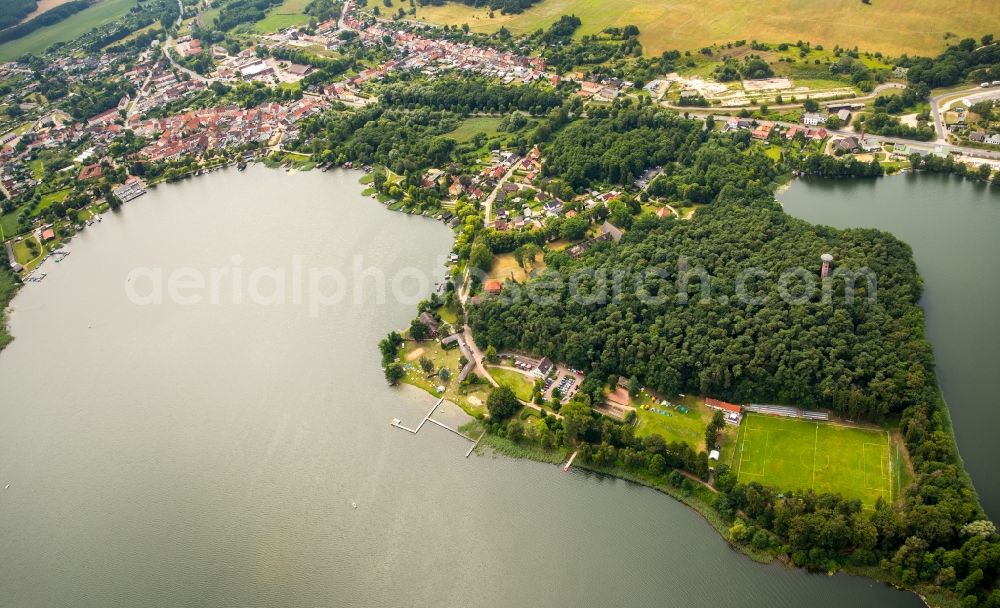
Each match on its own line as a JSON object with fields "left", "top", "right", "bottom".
{"left": 0, "top": 166, "right": 921, "bottom": 607}
{"left": 781, "top": 174, "right": 1000, "bottom": 518}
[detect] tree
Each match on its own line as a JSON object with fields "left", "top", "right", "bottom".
{"left": 561, "top": 399, "right": 593, "bottom": 444}
{"left": 560, "top": 215, "right": 590, "bottom": 240}
{"left": 976, "top": 163, "right": 992, "bottom": 182}
{"left": 486, "top": 385, "right": 520, "bottom": 420}
{"left": 384, "top": 362, "right": 405, "bottom": 385}
{"left": 649, "top": 453, "right": 666, "bottom": 475}
{"left": 419, "top": 356, "right": 434, "bottom": 373}
{"left": 484, "top": 345, "right": 499, "bottom": 364}
{"left": 730, "top": 521, "right": 751, "bottom": 543}
{"left": 705, "top": 410, "right": 726, "bottom": 449}
{"left": 439, "top": 368, "right": 452, "bottom": 381}
{"left": 751, "top": 529, "right": 771, "bottom": 551}
{"left": 507, "top": 419, "right": 524, "bottom": 441}
{"left": 470, "top": 241, "right": 493, "bottom": 272}
{"left": 628, "top": 376, "right": 640, "bottom": 397}
{"left": 379, "top": 331, "right": 404, "bottom": 365}
{"left": 803, "top": 98, "right": 819, "bottom": 112}
{"left": 410, "top": 318, "right": 430, "bottom": 340}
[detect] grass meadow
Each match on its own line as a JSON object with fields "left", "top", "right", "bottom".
{"left": 253, "top": 0, "right": 312, "bottom": 32}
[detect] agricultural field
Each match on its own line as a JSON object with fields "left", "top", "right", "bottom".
{"left": 733, "top": 413, "right": 897, "bottom": 509}
{"left": 0, "top": 0, "right": 139, "bottom": 61}
{"left": 21, "top": 0, "right": 79, "bottom": 23}
{"left": 409, "top": 0, "right": 1000, "bottom": 57}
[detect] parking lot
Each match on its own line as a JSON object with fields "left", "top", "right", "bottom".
{"left": 543, "top": 364, "right": 584, "bottom": 402}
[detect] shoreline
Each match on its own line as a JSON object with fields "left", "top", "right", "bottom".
{"left": 0, "top": 164, "right": 979, "bottom": 606}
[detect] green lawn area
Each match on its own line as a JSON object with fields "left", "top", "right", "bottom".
{"left": 201, "top": 3, "right": 224, "bottom": 27}
{"left": 733, "top": 413, "right": 893, "bottom": 509}
{"left": 486, "top": 366, "right": 535, "bottom": 401}
{"left": 12, "top": 237, "right": 41, "bottom": 265}
{"left": 437, "top": 303, "right": 460, "bottom": 325}
{"left": 0, "top": 209, "right": 23, "bottom": 239}
{"left": 408, "top": 0, "right": 997, "bottom": 57}
{"left": 398, "top": 340, "right": 488, "bottom": 415}
{"left": 28, "top": 158, "right": 44, "bottom": 179}
{"left": 0, "top": 0, "right": 140, "bottom": 61}
{"left": 634, "top": 393, "right": 735, "bottom": 455}
{"left": 761, "top": 145, "right": 782, "bottom": 162}
{"left": 445, "top": 116, "right": 503, "bottom": 143}
{"left": 33, "top": 188, "right": 70, "bottom": 217}
{"left": 253, "top": 0, "right": 311, "bottom": 32}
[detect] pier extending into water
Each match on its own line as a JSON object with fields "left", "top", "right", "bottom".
{"left": 563, "top": 450, "right": 578, "bottom": 472}
{"left": 391, "top": 398, "right": 481, "bottom": 455}
{"left": 390, "top": 397, "right": 443, "bottom": 434}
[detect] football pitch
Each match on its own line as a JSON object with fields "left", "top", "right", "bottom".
{"left": 734, "top": 413, "right": 892, "bottom": 509}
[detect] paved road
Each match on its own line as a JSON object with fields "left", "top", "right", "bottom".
{"left": 161, "top": 0, "right": 211, "bottom": 83}
{"left": 481, "top": 158, "right": 520, "bottom": 227}
{"left": 929, "top": 85, "right": 1000, "bottom": 143}
{"left": 681, "top": 110, "right": 1000, "bottom": 161}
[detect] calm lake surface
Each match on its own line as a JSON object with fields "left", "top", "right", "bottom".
{"left": 0, "top": 166, "right": 921, "bottom": 607}
{"left": 781, "top": 174, "right": 1000, "bottom": 518}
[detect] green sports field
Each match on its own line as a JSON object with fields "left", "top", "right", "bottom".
{"left": 734, "top": 413, "right": 892, "bottom": 509}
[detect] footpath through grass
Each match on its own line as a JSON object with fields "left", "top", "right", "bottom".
{"left": 734, "top": 413, "right": 892, "bottom": 509}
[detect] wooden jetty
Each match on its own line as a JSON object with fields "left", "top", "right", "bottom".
{"left": 465, "top": 432, "right": 486, "bottom": 458}
{"left": 391, "top": 397, "right": 485, "bottom": 456}
{"left": 563, "top": 450, "right": 578, "bottom": 472}
{"left": 390, "top": 397, "right": 443, "bottom": 434}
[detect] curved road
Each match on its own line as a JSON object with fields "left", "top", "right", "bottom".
{"left": 162, "top": 0, "right": 211, "bottom": 83}
{"left": 929, "top": 85, "right": 1000, "bottom": 144}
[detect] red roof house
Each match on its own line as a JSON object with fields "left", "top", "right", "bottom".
{"left": 705, "top": 398, "right": 742, "bottom": 414}
{"left": 484, "top": 280, "right": 503, "bottom": 295}
{"left": 78, "top": 163, "right": 102, "bottom": 181}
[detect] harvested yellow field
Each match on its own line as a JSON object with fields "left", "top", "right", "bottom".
{"left": 410, "top": 0, "right": 999, "bottom": 57}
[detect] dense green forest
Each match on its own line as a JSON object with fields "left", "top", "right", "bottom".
{"left": 416, "top": 0, "right": 540, "bottom": 15}
{"left": 543, "top": 104, "right": 778, "bottom": 199}
{"left": 467, "top": 187, "right": 997, "bottom": 603}
{"left": 901, "top": 35, "right": 999, "bottom": 88}
{"left": 293, "top": 105, "right": 460, "bottom": 174}
{"left": 378, "top": 76, "right": 563, "bottom": 115}
{"left": 470, "top": 193, "right": 928, "bottom": 420}
{"left": 0, "top": 0, "right": 39, "bottom": 30}
{"left": 459, "top": 101, "right": 997, "bottom": 603}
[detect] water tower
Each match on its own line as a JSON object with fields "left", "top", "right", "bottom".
{"left": 821, "top": 253, "right": 834, "bottom": 279}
